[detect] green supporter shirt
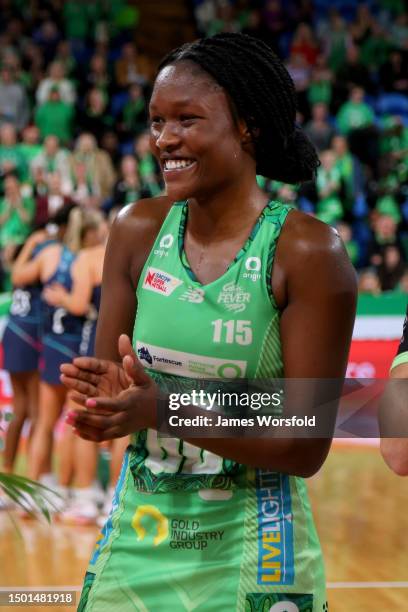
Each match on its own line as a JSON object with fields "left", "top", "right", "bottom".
{"left": 0, "top": 196, "right": 35, "bottom": 248}
{"left": 18, "top": 143, "right": 43, "bottom": 167}
{"left": 35, "top": 101, "right": 74, "bottom": 144}
{"left": 336, "top": 101, "right": 375, "bottom": 135}
{"left": 0, "top": 146, "right": 28, "bottom": 181}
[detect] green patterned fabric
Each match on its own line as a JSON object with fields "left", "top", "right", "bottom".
{"left": 79, "top": 200, "right": 326, "bottom": 611}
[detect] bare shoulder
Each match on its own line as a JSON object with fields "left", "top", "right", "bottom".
{"left": 112, "top": 196, "right": 173, "bottom": 237}
{"left": 273, "top": 210, "right": 357, "bottom": 307}
{"left": 280, "top": 209, "right": 343, "bottom": 257}
{"left": 105, "top": 196, "right": 174, "bottom": 287}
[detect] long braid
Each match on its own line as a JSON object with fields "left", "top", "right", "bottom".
{"left": 158, "top": 33, "right": 319, "bottom": 183}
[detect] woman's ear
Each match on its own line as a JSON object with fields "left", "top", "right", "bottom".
{"left": 237, "top": 118, "right": 259, "bottom": 145}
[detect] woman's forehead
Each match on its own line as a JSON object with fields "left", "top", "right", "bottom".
{"left": 151, "top": 63, "right": 223, "bottom": 108}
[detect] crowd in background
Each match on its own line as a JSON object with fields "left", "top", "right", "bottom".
{"left": 0, "top": 0, "right": 407, "bottom": 295}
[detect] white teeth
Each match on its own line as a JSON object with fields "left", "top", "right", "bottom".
{"left": 164, "top": 159, "right": 194, "bottom": 170}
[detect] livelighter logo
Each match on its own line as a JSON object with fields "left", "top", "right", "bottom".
{"left": 154, "top": 234, "right": 174, "bottom": 258}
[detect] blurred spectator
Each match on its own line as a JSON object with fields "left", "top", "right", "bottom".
{"left": 18, "top": 125, "right": 42, "bottom": 168}
{"left": 0, "top": 174, "right": 35, "bottom": 249}
{"left": 399, "top": 269, "right": 408, "bottom": 293}
{"left": 379, "top": 50, "right": 408, "bottom": 95}
{"left": 70, "top": 133, "right": 116, "bottom": 206}
{"left": 368, "top": 214, "right": 403, "bottom": 267}
{"left": 79, "top": 88, "right": 114, "bottom": 137}
{"left": 31, "top": 135, "right": 71, "bottom": 195}
{"left": 134, "top": 131, "right": 162, "bottom": 197}
{"left": 34, "top": 172, "right": 72, "bottom": 228}
{"left": 119, "top": 83, "right": 148, "bottom": 141}
{"left": 115, "top": 42, "right": 149, "bottom": 89}
{"left": 0, "top": 123, "right": 27, "bottom": 186}
{"left": 377, "top": 244, "right": 406, "bottom": 291}
{"left": 320, "top": 10, "right": 349, "bottom": 73}
{"left": 337, "top": 220, "right": 359, "bottom": 266}
{"left": 332, "top": 134, "right": 362, "bottom": 212}
{"left": 285, "top": 52, "right": 311, "bottom": 118}
{"left": 109, "top": 155, "right": 147, "bottom": 213}
{"left": 307, "top": 55, "right": 333, "bottom": 108}
{"left": 316, "top": 149, "right": 343, "bottom": 224}
{"left": 0, "top": 63, "right": 29, "bottom": 130}
{"left": 54, "top": 40, "right": 77, "bottom": 79}
{"left": 207, "top": 1, "right": 241, "bottom": 36}
{"left": 358, "top": 268, "right": 382, "bottom": 295}
{"left": 35, "top": 85, "right": 74, "bottom": 145}
{"left": 337, "top": 86, "right": 379, "bottom": 173}
{"left": 304, "top": 103, "right": 336, "bottom": 152}
{"left": 32, "top": 19, "right": 61, "bottom": 64}
{"left": 36, "top": 60, "right": 76, "bottom": 106}
{"left": 336, "top": 46, "right": 375, "bottom": 104}
{"left": 336, "top": 86, "right": 375, "bottom": 135}
{"left": 82, "top": 53, "right": 111, "bottom": 96}
{"left": 100, "top": 130, "right": 121, "bottom": 169}
{"left": 290, "top": 23, "right": 319, "bottom": 66}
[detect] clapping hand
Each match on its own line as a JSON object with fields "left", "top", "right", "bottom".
{"left": 61, "top": 335, "right": 157, "bottom": 441}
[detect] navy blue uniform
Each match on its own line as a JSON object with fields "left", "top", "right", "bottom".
{"left": 40, "top": 246, "right": 85, "bottom": 384}
{"left": 79, "top": 285, "right": 101, "bottom": 357}
{"left": 2, "top": 242, "right": 54, "bottom": 374}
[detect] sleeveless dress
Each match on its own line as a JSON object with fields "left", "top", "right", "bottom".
{"left": 2, "top": 241, "right": 54, "bottom": 373}
{"left": 40, "top": 246, "right": 85, "bottom": 385}
{"left": 78, "top": 201, "right": 327, "bottom": 612}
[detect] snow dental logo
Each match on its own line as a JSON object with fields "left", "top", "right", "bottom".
{"left": 243, "top": 256, "right": 261, "bottom": 282}
{"left": 217, "top": 281, "right": 250, "bottom": 313}
{"left": 154, "top": 233, "right": 174, "bottom": 258}
{"left": 179, "top": 286, "right": 205, "bottom": 304}
{"left": 142, "top": 267, "right": 183, "bottom": 296}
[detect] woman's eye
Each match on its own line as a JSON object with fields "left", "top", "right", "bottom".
{"left": 180, "top": 115, "right": 197, "bottom": 124}
{"left": 150, "top": 117, "right": 163, "bottom": 125}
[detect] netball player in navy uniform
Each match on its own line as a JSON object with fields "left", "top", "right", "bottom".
{"left": 1, "top": 233, "right": 53, "bottom": 473}
{"left": 42, "top": 218, "right": 109, "bottom": 523}
{"left": 12, "top": 208, "right": 104, "bottom": 501}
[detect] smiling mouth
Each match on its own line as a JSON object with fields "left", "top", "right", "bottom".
{"left": 163, "top": 159, "right": 196, "bottom": 171}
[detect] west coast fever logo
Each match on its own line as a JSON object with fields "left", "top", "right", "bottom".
{"left": 243, "top": 256, "right": 262, "bottom": 282}
{"left": 132, "top": 505, "right": 169, "bottom": 546}
{"left": 136, "top": 341, "right": 246, "bottom": 379}
{"left": 154, "top": 233, "right": 174, "bottom": 258}
{"left": 217, "top": 281, "right": 250, "bottom": 313}
{"left": 142, "top": 267, "right": 183, "bottom": 296}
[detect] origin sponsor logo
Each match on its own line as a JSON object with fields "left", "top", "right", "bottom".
{"left": 243, "top": 255, "right": 261, "bottom": 281}
{"left": 154, "top": 233, "right": 174, "bottom": 258}
{"left": 217, "top": 281, "right": 250, "bottom": 313}
{"left": 142, "top": 267, "right": 183, "bottom": 296}
{"left": 256, "top": 470, "right": 294, "bottom": 585}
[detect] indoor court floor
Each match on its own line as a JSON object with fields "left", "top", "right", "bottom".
{"left": 1, "top": 444, "right": 407, "bottom": 611}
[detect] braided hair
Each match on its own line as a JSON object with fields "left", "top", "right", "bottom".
{"left": 157, "top": 33, "right": 319, "bottom": 183}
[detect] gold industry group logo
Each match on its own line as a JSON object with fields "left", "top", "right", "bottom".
{"left": 131, "top": 505, "right": 169, "bottom": 546}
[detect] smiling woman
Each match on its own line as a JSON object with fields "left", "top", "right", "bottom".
{"left": 60, "top": 33, "right": 357, "bottom": 611}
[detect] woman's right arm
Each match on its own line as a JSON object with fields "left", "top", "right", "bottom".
{"left": 11, "top": 230, "right": 48, "bottom": 286}
{"left": 95, "top": 197, "right": 172, "bottom": 362}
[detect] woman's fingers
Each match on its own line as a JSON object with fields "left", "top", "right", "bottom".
{"left": 60, "top": 363, "right": 101, "bottom": 386}
{"left": 60, "top": 374, "right": 97, "bottom": 396}
{"left": 71, "top": 356, "right": 109, "bottom": 375}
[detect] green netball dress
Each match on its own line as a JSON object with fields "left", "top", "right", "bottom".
{"left": 78, "top": 201, "right": 327, "bottom": 612}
